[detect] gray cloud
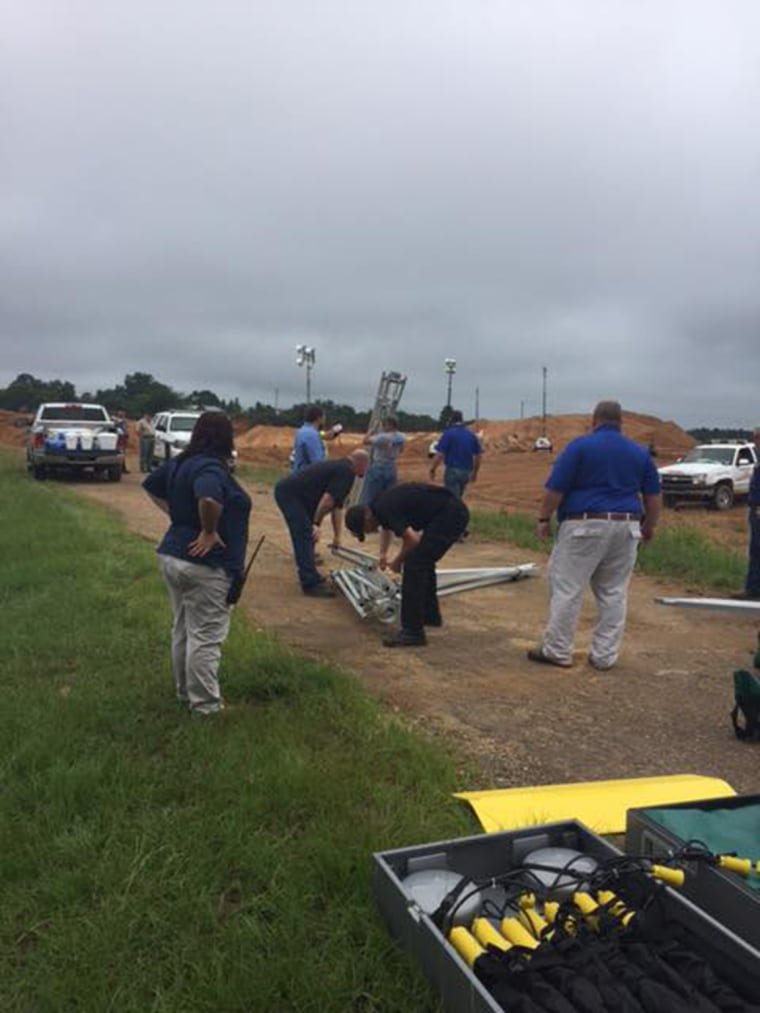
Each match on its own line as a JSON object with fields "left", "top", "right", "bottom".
{"left": 3, "top": 0, "right": 760, "bottom": 425}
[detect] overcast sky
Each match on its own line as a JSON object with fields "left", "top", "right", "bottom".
{"left": 3, "top": 1, "right": 759, "bottom": 426}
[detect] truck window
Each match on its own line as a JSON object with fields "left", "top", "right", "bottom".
{"left": 39, "top": 406, "right": 108, "bottom": 422}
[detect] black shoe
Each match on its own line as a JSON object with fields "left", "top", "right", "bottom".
{"left": 303, "top": 583, "right": 337, "bottom": 598}
{"left": 527, "top": 647, "right": 572, "bottom": 669}
{"left": 383, "top": 630, "right": 427, "bottom": 648}
{"left": 424, "top": 616, "right": 443, "bottom": 628}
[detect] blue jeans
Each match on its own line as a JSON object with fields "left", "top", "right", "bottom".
{"left": 444, "top": 466, "right": 472, "bottom": 500}
{"left": 746, "top": 509, "right": 760, "bottom": 596}
{"left": 360, "top": 464, "right": 397, "bottom": 506}
{"left": 274, "top": 485, "right": 321, "bottom": 590}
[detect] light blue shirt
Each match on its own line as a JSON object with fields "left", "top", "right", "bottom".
{"left": 292, "top": 424, "right": 325, "bottom": 472}
{"left": 368, "top": 430, "right": 405, "bottom": 466}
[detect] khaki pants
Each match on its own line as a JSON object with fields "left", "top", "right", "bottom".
{"left": 159, "top": 555, "right": 231, "bottom": 714}
{"left": 541, "top": 519, "right": 641, "bottom": 667}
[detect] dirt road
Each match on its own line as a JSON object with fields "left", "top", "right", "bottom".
{"left": 68, "top": 466, "right": 759, "bottom": 797}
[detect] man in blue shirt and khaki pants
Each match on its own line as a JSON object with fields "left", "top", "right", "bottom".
{"left": 528, "top": 400, "right": 661, "bottom": 672}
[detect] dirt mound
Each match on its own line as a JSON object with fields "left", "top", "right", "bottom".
{"left": 233, "top": 412, "right": 694, "bottom": 468}
{"left": 0, "top": 409, "right": 34, "bottom": 448}
{"left": 475, "top": 412, "right": 694, "bottom": 461}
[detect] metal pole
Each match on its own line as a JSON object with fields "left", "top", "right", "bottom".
{"left": 475, "top": 386, "right": 480, "bottom": 420}
{"left": 306, "top": 363, "right": 311, "bottom": 405}
{"left": 444, "top": 358, "right": 456, "bottom": 411}
{"left": 541, "top": 366, "right": 547, "bottom": 436}
{"left": 520, "top": 399, "right": 525, "bottom": 420}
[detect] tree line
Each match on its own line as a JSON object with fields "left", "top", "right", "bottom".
{"left": 0, "top": 372, "right": 441, "bottom": 432}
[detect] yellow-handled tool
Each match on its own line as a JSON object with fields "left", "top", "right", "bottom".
{"left": 572, "top": 891, "right": 600, "bottom": 929}
{"left": 500, "top": 915, "right": 540, "bottom": 950}
{"left": 472, "top": 917, "right": 512, "bottom": 953}
{"left": 597, "top": 890, "right": 636, "bottom": 926}
{"left": 717, "top": 855, "right": 753, "bottom": 877}
{"left": 448, "top": 926, "right": 485, "bottom": 968}
{"left": 517, "top": 894, "right": 548, "bottom": 938}
{"left": 650, "top": 864, "right": 685, "bottom": 887}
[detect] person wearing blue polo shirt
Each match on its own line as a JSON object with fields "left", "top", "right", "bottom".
{"left": 528, "top": 400, "right": 661, "bottom": 672}
{"left": 291, "top": 405, "right": 327, "bottom": 472}
{"left": 143, "top": 412, "right": 251, "bottom": 715}
{"left": 429, "top": 410, "right": 482, "bottom": 500}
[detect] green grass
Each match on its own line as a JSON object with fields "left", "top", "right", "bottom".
{"left": 469, "top": 507, "right": 746, "bottom": 591}
{"left": 235, "top": 461, "right": 287, "bottom": 486}
{"left": 469, "top": 509, "right": 544, "bottom": 552}
{"left": 0, "top": 452, "right": 472, "bottom": 1012}
{"left": 635, "top": 525, "right": 746, "bottom": 590}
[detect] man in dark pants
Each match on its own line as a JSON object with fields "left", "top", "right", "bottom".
{"left": 345, "top": 483, "right": 468, "bottom": 647}
{"left": 735, "top": 427, "right": 760, "bottom": 600}
{"left": 274, "top": 451, "right": 368, "bottom": 597}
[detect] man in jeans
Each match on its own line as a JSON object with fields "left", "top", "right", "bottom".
{"left": 429, "top": 410, "right": 482, "bottom": 501}
{"left": 274, "top": 451, "right": 369, "bottom": 597}
{"left": 528, "top": 400, "right": 661, "bottom": 672}
{"left": 361, "top": 416, "right": 405, "bottom": 505}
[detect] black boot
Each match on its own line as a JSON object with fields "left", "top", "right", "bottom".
{"left": 382, "top": 629, "right": 427, "bottom": 648}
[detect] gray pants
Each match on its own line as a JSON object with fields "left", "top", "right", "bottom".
{"left": 541, "top": 519, "right": 641, "bottom": 667}
{"left": 159, "top": 555, "right": 231, "bottom": 714}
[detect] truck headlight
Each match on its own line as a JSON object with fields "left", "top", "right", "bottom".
{"left": 692, "top": 473, "right": 708, "bottom": 485}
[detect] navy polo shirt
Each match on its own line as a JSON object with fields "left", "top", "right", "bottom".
{"left": 546, "top": 425, "right": 660, "bottom": 521}
{"left": 436, "top": 424, "right": 482, "bottom": 470}
{"left": 275, "top": 459, "right": 356, "bottom": 518}
{"left": 143, "top": 454, "right": 251, "bottom": 574}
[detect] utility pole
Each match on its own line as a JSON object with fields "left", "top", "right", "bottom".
{"left": 444, "top": 358, "right": 457, "bottom": 410}
{"left": 274, "top": 387, "right": 279, "bottom": 415}
{"left": 520, "top": 399, "right": 525, "bottom": 420}
{"left": 295, "top": 345, "right": 316, "bottom": 405}
{"left": 475, "top": 386, "right": 480, "bottom": 421}
{"left": 541, "top": 365, "right": 548, "bottom": 436}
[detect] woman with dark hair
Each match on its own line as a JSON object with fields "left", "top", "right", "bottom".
{"left": 142, "top": 412, "right": 251, "bottom": 715}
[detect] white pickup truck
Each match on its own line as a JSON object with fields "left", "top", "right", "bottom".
{"left": 26, "top": 402, "right": 126, "bottom": 481}
{"left": 658, "top": 441, "right": 758, "bottom": 510}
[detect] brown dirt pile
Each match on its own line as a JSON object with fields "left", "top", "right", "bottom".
{"left": 234, "top": 411, "right": 695, "bottom": 468}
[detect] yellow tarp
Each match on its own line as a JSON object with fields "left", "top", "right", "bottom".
{"left": 455, "top": 774, "right": 735, "bottom": 836}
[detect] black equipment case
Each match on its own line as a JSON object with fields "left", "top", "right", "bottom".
{"left": 373, "top": 820, "right": 760, "bottom": 1013}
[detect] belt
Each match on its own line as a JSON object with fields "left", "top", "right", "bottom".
{"left": 564, "top": 512, "right": 640, "bottom": 521}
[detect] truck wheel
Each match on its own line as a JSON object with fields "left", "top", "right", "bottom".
{"left": 713, "top": 483, "right": 734, "bottom": 511}
{"left": 109, "top": 465, "right": 123, "bottom": 482}
{"left": 32, "top": 464, "right": 47, "bottom": 481}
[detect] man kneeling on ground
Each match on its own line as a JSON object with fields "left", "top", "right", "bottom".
{"left": 345, "top": 483, "right": 468, "bottom": 647}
